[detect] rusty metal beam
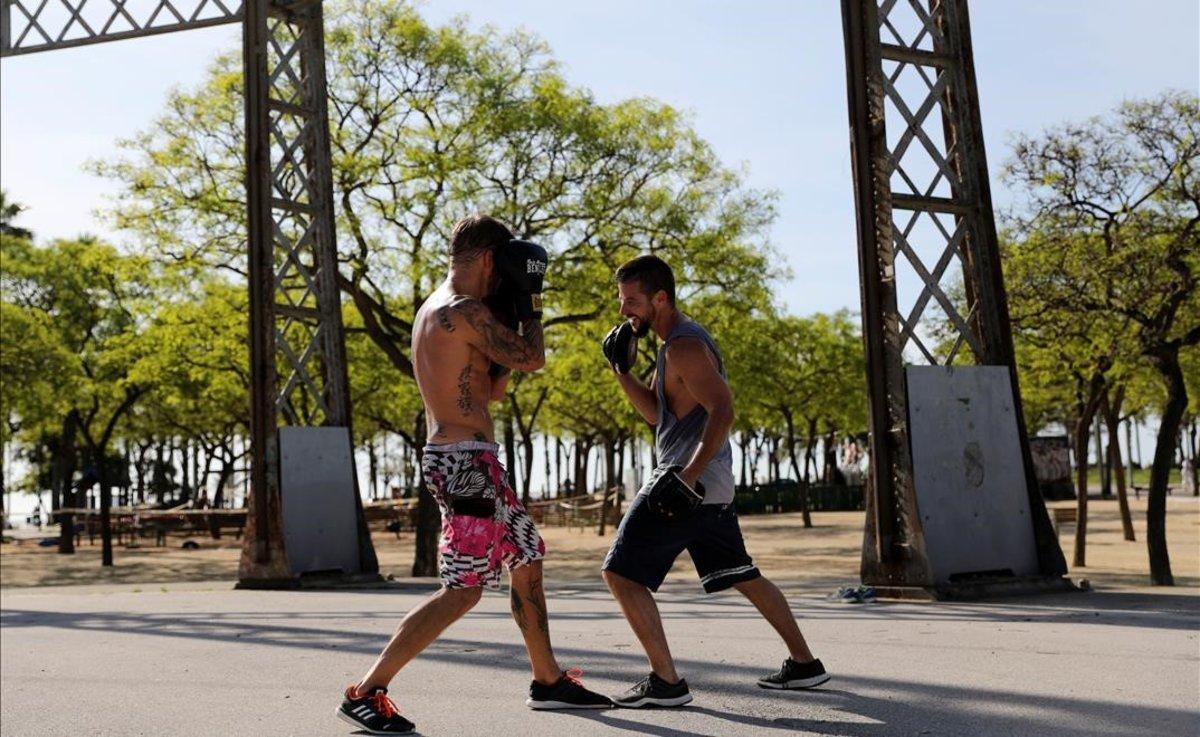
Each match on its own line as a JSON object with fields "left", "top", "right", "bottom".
{"left": 0, "top": 0, "right": 243, "bottom": 57}
{"left": 842, "top": 0, "right": 1065, "bottom": 595}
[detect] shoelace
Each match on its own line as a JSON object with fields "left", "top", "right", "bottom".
{"left": 563, "top": 666, "right": 584, "bottom": 687}
{"left": 368, "top": 690, "right": 400, "bottom": 719}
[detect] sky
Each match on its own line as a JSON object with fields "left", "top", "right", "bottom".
{"left": 1, "top": 2, "right": 1197, "bottom": 516}
{"left": 2, "top": 0, "right": 1196, "bottom": 318}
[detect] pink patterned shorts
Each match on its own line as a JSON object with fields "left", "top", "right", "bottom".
{"left": 422, "top": 441, "right": 546, "bottom": 589}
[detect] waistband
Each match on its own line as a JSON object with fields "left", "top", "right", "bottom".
{"left": 423, "top": 440, "right": 499, "bottom": 453}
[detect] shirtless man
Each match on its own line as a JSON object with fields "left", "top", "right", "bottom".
{"left": 337, "top": 215, "right": 611, "bottom": 735}
{"left": 600, "top": 254, "right": 830, "bottom": 707}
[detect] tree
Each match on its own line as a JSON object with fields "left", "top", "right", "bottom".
{"left": 0, "top": 301, "right": 77, "bottom": 517}
{"left": 125, "top": 280, "right": 251, "bottom": 531}
{"left": 721, "top": 309, "right": 865, "bottom": 526}
{"left": 1004, "top": 91, "right": 1200, "bottom": 584}
{"left": 95, "top": 1, "right": 782, "bottom": 574}
{"left": 0, "top": 235, "right": 155, "bottom": 563}
{"left": 0, "top": 191, "right": 33, "bottom": 240}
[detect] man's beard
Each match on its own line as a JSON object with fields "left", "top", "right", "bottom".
{"left": 631, "top": 306, "right": 655, "bottom": 337}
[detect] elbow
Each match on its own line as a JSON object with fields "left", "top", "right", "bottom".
{"left": 523, "top": 354, "right": 547, "bottom": 372}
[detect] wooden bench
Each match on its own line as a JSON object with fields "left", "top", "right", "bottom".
{"left": 1051, "top": 507, "right": 1078, "bottom": 537}
{"left": 1131, "top": 484, "right": 1174, "bottom": 500}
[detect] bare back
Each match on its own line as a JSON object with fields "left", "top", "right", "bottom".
{"left": 413, "top": 282, "right": 546, "bottom": 444}
{"left": 413, "top": 285, "right": 497, "bottom": 443}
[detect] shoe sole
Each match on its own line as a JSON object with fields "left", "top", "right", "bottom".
{"left": 757, "top": 673, "right": 831, "bottom": 690}
{"left": 335, "top": 708, "right": 415, "bottom": 735}
{"left": 614, "top": 693, "right": 694, "bottom": 708}
{"left": 525, "top": 699, "right": 613, "bottom": 710}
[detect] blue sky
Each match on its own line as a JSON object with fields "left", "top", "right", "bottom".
{"left": 1, "top": 0, "right": 1197, "bottom": 318}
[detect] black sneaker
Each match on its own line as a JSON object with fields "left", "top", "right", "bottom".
{"left": 336, "top": 685, "right": 416, "bottom": 735}
{"left": 757, "top": 658, "right": 830, "bottom": 690}
{"left": 526, "top": 667, "right": 614, "bottom": 710}
{"left": 613, "top": 672, "right": 693, "bottom": 708}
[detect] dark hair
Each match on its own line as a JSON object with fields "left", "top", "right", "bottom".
{"left": 450, "top": 214, "right": 513, "bottom": 263}
{"left": 615, "top": 254, "right": 675, "bottom": 304}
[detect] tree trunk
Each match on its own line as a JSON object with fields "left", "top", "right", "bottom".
{"left": 738, "top": 432, "right": 748, "bottom": 488}
{"left": 1072, "top": 416, "right": 1091, "bottom": 568}
{"left": 55, "top": 412, "right": 80, "bottom": 555}
{"left": 198, "top": 447, "right": 215, "bottom": 507}
{"left": 1094, "top": 415, "right": 1110, "bottom": 497}
{"left": 520, "top": 428, "right": 535, "bottom": 505}
{"left": 95, "top": 449, "right": 114, "bottom": 567}
{"left": 134, "top": 442, "right": 150, "bottom": 506}
{"left": 503, "top": 415, "right": 518, "bottom": 493}
{"left": 554, "top": 438, "right": 562, "bottom": 498}
{"left": 544, "top": 435, "right": 552, "bottom": 499}
{"left": 574, "top": 437, "right": 589, "bottom": 496}
{"left": 154, "top": 443, "right": 165, "bottom": 505}
{"left": 192, "top": 439, "right": 201, "bottom": 506}
{"left": 1124, "top": 418, "right": 1135, "bottom": 488}
{"left": 211, "top": 456, "right": 234, "bottom": 539}
{"left": 1072, "top": 375, "right": 1105, "bottom": 568}
{"left": 367, "top": 439, "right": 378, "bottom": 501}
{"left": 775, "top": 435, "right": 785, "bottom": 483}
{"left": 616, "top": 436, "right": 626, "bottom": 490}
{"left": 614, "top": 436, "right": 627, "bottom": 516}
{"left": 1134, "top": 416, "right": 1143, "bottom": 469}
{"left": 412, "top": 413, "right": 439, "bottom": 577}
{"left": 598, "top": 438, "right": 615, "bottom": 536}
{"left": 181, "top": 440, "right": 192, "bottom": 505}
{"left": 804, "top": 417, "right": 818, "bottom": 484}
{"left": 781, "top": 410, "right": 812, "bottom": 528}
{"left": 1190, "top": 418, "right": 1198, "bottom": 497}
{"left": 1146, "top": 348, "right": 1186, "bottom": 586}
{"left": 1101, "top": 387, "right": 1135, "bottom": 541}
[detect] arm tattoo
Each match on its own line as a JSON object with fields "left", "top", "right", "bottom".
{"left": 437, "top": 306, "right": 456, "bottom": 332}
{"left": 456, "top": 364, "right": 473, "bottom": 416}
{"left": 453, "top": 299, "right": 544, "bottom": 368}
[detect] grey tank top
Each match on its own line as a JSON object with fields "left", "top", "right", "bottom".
{"left": 653, "top": 318, "right": 735, "bottom": 505}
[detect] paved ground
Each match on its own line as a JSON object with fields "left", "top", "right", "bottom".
{"left": 2, "top": 580, "right": 1197, "bottom": 737}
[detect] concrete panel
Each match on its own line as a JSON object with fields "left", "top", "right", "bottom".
{"left": 278, "top": 426, "right": 361, "bottom": 576}
{"left": 906, "top": 366, "right": 1040, "bottom": 583}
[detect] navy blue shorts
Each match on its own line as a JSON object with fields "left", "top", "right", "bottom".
{"left": 602, "top": 490, "right": 761, "bottom": 594}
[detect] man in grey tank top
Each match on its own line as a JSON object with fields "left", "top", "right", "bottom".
{"left": 600, "top": 255, "right": 830, "bottom": 707}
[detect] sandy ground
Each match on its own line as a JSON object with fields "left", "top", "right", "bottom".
{"left": 2, "top": 495, "right": 1197, "bottom": 592}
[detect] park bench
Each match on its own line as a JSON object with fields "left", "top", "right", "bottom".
{"left": 363, "top": 500, "right": 417, "bottom": 538}
{"left": 1051, "top": 507, "right": 1078, "bottom": 538}
{"left": 1131, "top": 484, "right": 1174, "bottom": 500}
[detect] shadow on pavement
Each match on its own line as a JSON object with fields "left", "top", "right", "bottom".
{"left": 2, "top": 595, "right": 1196, "bottom": 737}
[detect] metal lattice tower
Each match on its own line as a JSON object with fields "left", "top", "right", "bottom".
{"left": 842, "top": 0, "right": 1066, "bottom": 596}
{"left": 1, "top": 0, "right": 378, "bottom": 585}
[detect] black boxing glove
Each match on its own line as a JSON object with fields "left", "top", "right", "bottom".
{"left": 643, "top": 465, "right": 704, "bottom": 520}
{"left": 483, "top": 291, "right": 518, "bottom": 378}
{"left": 494, "top": 239, "right": 547, "bottom": 320}
{"left": 602, "top": 321, "right": 637, "bottom": 374}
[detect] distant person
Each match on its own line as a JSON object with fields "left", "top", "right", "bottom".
{"left": 1182, "top": 458, "right": 1196, "bottom": 496}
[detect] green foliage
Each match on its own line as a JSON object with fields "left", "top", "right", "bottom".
{"left": 1003, "top": 91, "right": 1200, "bottom": 435}
{"left": 124, "top": 280, "right": 250, "bottom": 446}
